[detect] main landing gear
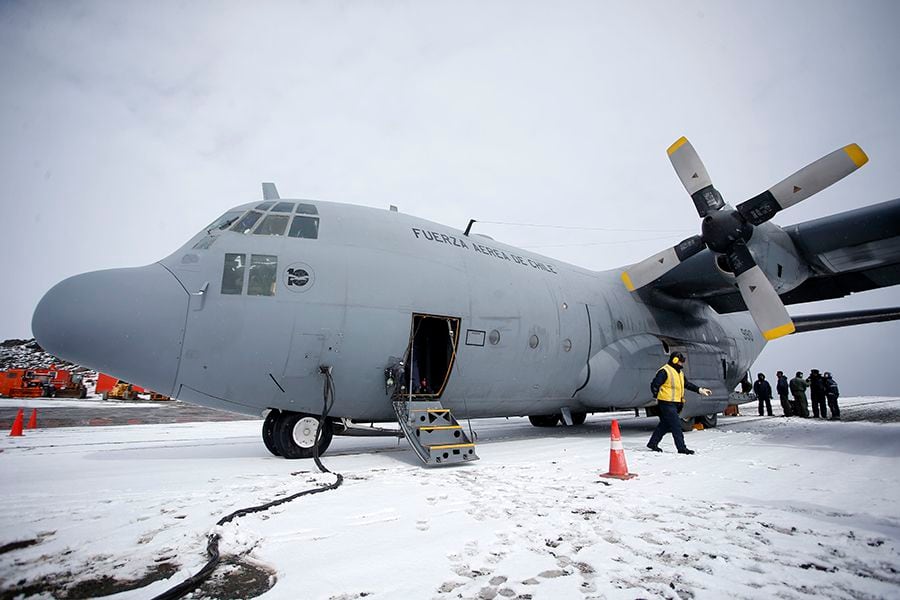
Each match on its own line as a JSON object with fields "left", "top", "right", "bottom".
{"left": 528, "top": 411, "right": 587, "bottom": 427}
{"left": 262, "top": 409, "right": 334, "bottom": 459}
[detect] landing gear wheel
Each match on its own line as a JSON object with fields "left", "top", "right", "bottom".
{"left": 680, "top": 417, "right": 694, "bottom": 432}
{"left": 699, "top": 413, "right": 718, "bottom": 428}
{"left": 262, "top": 410, "right": 281, "bottom": 456}
{"left": 570, "top": 411, "right": 587, "bottom": 426}
{"left": 274, "top": 412, "right": 334, "bottom": 459}
{"left": 528, "top": 414, "right": 560, "bottom": 427}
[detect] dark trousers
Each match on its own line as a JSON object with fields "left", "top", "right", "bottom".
{"left": 758, "top": 397, "right": 773, "bottom": 416}
{"left": 812, "top": 396, "right": 827, "bottom": 418}
{"left": 827, "top": 395, "right": 840, "bottom": 419}
{"left": 648, "top": 401, "right": 688, "bottom": 452}
{"left": 779, "top": 393, "right": 792, "bottom": 416}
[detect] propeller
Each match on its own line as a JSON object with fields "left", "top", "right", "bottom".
{"left": 622, "top": 137, "right": 868, "bottom": 340}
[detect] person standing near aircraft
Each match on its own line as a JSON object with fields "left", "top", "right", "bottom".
{"left": 790, "top": 371, "right": 809, "bottom": 418}
{"left": 808, "top": 369, "right": 827, "bottom": 418}
{"left": 646, "top": 352, "right": 712, "bottom": 455}
{"left": 753, "top": 373, "right": 774, "bottom": 416}
{"left": 824, "top": 372, "right": 841, "bottom": 420}
{"left": 776, "top": 371, "right": 791, "bottom": 416}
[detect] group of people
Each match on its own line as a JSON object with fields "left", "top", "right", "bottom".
{"left": 645, "top": 351, "right": 844, "bottom": 456}
{"left": 751, "top": 369, "right": 841, "bottom": 420}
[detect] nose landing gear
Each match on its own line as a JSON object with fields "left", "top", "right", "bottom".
{"left": 262, "top": 409, "right": 334, "bottom": 459}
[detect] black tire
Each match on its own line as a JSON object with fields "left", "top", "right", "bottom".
{"left": 680, "top": 417, "right": 694, "bottom": 432}
{"left": 570, "top": 411, "right": 587, "bottom": 426}
{"left": 699, "top": 413, "right": 718, "bottom": 428}
{"left": 274, "top": 412, "right": 334, "bottom": 459}
{"left": 528, "top": 414, "right": 560, "bottom": 427}
{"left": 262, "top": 410, "right": 281, "bottom": 456}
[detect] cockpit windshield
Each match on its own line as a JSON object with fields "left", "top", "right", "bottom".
{"left": 216, "top": 201, "right": 321, "bottom": 239}
{"left": 204, "top": 210, "right": 244, "bottom": 234}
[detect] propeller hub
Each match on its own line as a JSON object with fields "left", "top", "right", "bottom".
{"left": 701, "top": 209, "right": 752, "bottom": 254}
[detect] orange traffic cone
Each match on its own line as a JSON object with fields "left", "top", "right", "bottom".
{"left": 26, "top": 409, "right": 38, "bottom": 429}
{"left": 600, "top": 419, "right": 637, "bottom": 480}
{"left": 9, "top": 409, "right": 24, "bottom": 437}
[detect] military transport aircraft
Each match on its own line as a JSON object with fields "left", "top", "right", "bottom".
{"left": 32, "top": 138, "right": 900, "bottom": 464}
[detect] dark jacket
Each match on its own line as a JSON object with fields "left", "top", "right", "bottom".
{"left": 809, "top": 373, "right": 826, "bottom": 400}
{"left": 753, "top": 379, "right": 772, "bottom": 400}
{"left": 776, "top": 375, "right": 789, "bottom": 396}
{"left": 824, "top": 377, "right": 840, "bottom": 398}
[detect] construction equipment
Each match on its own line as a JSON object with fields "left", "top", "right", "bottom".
{"left": 96, "top": 373, "right": 171, "bottom": 401}
{"left": 0, "top": 366, "right": 87, "bottom": 399}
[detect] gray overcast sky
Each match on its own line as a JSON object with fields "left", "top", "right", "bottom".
{"left": 1, "top": 1, "right": 898, "bottom": 394}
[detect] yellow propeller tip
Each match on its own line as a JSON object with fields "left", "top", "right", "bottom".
{"left": 844, "top": 143, "right": 868, "bottom": 168}
{"left": 667, "top": 136, "right": 689, "bottom": 156}
{"left": 621, "top": 271, "right": 636, "bottom": 292}
{"left": 763, "top": 322, "right": 796, "bottom": 341}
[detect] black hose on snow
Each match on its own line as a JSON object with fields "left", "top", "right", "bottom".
{"left": 152, "top": 368, "right": 343, "bottom": 600}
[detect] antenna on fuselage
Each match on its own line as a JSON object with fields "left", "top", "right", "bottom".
{"left": 262, "top": 182, "right": 280, "bottom": 200}
{"left": 464, "top": 219, "right": 476, "bottom": 236}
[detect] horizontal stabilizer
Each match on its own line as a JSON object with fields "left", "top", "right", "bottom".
{"left": 791, "top": 306, "right": 900, "bottom": 334}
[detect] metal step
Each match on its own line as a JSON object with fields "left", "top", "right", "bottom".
{"left": 393, "top": 400, "right": 479, "bottom": 466}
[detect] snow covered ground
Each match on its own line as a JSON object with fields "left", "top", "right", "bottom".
{"left": 2, "top": 397, "right": 899, "bottom": 599}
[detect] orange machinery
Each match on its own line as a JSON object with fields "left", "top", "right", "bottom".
{"left": 0, "top": 366, "right": 87, "bottom": 399}
{"left": 95, "top": 373, "right": 170, "bottom": 401}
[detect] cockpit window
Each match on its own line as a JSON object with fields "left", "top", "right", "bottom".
{"left": 288, "top": 215, "right": 319, "bottom": 239}
{"left": 205, "top": 210, "right": 244, "bottom": 233}
{"left": 254, "top": 214, "right": 290, "bottom": 236}
{"left": 255, "top": 201, "right": 275, "bottom": 211}
{"left": 247, "top": 254, "right": 278, "bottom": 296}
{"left": 221, "top": 253, "right": 245, "bottom": 295}
{"left": 272, "top": 201, "right": 295, "bottom": 213}
{"left": 231, "top": 210, "right": 263, "bottom": 234}
{"left": 296, "top": 203, "right": 318, "bottom": 215}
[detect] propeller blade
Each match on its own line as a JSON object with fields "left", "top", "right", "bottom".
{"left": 667, "top": 136, "right": 726, "bottom": 217}
{"left": 727, "top": 244, "right": 795, "bottom": 340}
{"left": 622, "top": 235, "right": 705, "bottom": 291}
{"left": 737, "top": 143, "right": 868, "bottom": 225}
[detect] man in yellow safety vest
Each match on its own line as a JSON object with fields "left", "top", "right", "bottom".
{"left": 646, "top": 351, "right": 712, "bottom": 455}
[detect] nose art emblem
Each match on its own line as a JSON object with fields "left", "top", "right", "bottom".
{"left": 284, "top": 262, "right": 315, "bottom": 292}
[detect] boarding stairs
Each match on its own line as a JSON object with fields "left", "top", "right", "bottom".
{"left": 392, "top": 399, "right": 479, "bottom": 466}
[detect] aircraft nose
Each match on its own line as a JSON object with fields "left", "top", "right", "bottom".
{"left": 32, "top": 263, "right": 189, "bottom": 396}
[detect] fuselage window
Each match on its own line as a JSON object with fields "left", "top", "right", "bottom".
{"left": 248, "top": 254, "right": 278, "bottom": 296}
{"left": 221, "top": 253, "right": 246, "bottom": 295}
{"left": 288, "top": 215, "right": 319, "bottom": 239}
{"left": 272, "top": 202, "right": 296, "bottom": 213}
{"left": 231, "top": 210, "right": 263, "bottom": 234}
{"left": 296, "top": 203, "right": 318, "bottom": 215}
{"left": 254, "top": 214, "right": 290, "bottom": 236}
{"left": 255, "top": 201, "right": 275, "bottom": 211}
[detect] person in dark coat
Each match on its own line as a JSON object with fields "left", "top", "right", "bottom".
{"left": 808, "top": 369, "right": 827, "bottom": 418}
{"left": 824, "top": 372, "right": 841, "bottom": 420}
{"left": 789, "top": 371, "right": 809, "bottom": 418}
{"left": 753, "top": 373, "right": 773, "bottom": 416}
{"left": 776, "top": 371, "right": 791, "bottom": 416}
{"left": 646, "top": 352, "right": 712, "bottom": 455}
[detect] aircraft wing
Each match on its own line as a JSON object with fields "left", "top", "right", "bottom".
{"left": 651, "top": 197, "right": 900, "bottom": 313}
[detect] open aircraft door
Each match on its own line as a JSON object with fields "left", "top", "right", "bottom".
{"left": 403, "top": 313, "right": 461, "bottom": 399}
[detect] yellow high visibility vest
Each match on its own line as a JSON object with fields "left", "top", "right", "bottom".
{"left": 657, "top": 364, "right": 686, "bottom": 403}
